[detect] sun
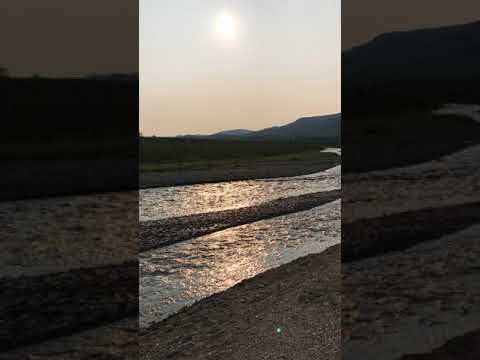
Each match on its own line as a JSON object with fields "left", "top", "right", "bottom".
{"left": 216, "top": 10, "right": 237, "bottom": 40}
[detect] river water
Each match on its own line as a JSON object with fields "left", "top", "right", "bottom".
{"left": 140, "top": 148, "right": 340, "bottom": 221}
{"left": 139, "top": 148, "right": 341, "bottom": 327}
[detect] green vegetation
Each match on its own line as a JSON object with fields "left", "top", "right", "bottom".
{"left": 140, "top": 137, "right": 335, "bottom": 172}
{"left": 298, "top": 281, "right": 340, "bottom": 305}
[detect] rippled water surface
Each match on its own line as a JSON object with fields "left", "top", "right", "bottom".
{"left": 140, "top": 199, "right": 340, "bottom": 327}
{"left": 140, "top": 148, "right": 340, "bottom": 222}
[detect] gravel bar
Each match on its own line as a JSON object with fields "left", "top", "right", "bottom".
{"left": 140, "top": 189, "right": 341, "bottom": 251}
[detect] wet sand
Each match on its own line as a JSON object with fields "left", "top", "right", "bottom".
{"left": 140, "top": 189, "right": 340, "bottom": 251}
{"left": 140, "top": 244, "right": 340, "bottom": 360}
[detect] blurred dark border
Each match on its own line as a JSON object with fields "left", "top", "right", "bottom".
{"left": 342, "top": 1, "right": 480, "bottom": 359}
{"left": 0, "top": 1, "right": 139, "bottom": 357}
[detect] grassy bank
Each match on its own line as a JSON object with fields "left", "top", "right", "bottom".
{"left": 140, "top": 137, "right": 334, "bottom": 172}
{"left": 141, "top": 149, "right": 333, "bottom": 172}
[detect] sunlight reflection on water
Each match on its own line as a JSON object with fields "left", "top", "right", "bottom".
{"left": 140, "top": 199, "right": 340, "bottom": 327}
{"left": 140, "top": 164, "right": 340, "bottom": 221}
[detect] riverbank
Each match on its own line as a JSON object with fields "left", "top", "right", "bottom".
{"left": 141, "top": 189, "right": 340, "bottom": 251}
{"left": 398, "top": 329, "right": 480, "bottom": 360}
{"left": 343, "top": 201, "right": 480, "bottom": 261}
{"left": 140, "top": 244, "right": 340, "bottom": 360}
{"left": 0, "top": 317, "right": 138, "bottom": 360}
{"left": 343, "top": 223, "right": 480, "bottom": 360}
{"left": 140, "top": 154, "right": 339, "bottom": 188}
{"left": 1, "top": 158, "right": 137, "bottom": 201}
{"left": 341, "top": 132, "right": 480, "bottom": 358}
{"left": 1, "top": 262, "right": 138, "bottom": 351}
{"left": 1, "top": 191, "right": 138, "bottom": 353}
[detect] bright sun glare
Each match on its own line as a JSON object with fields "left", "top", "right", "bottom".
{"left": 216, "top": 10, "right": 237, "bottom": 40}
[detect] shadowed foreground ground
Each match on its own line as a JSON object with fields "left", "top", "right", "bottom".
{"left": 140, "top": 245, "right": 340, "bottom": 360}
{"left": 398, "top": 330, "right": 480, "bottom": 360}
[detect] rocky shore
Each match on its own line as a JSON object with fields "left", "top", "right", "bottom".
{"left": 140, "top": 244, "right": 340, "bottom": 360}
{"left": 141, "top": 189, "right": 340, "bottom": 251}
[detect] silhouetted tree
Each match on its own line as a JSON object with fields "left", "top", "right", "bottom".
{"left": 0, "top": 67, "right": 8, "bottom": 78}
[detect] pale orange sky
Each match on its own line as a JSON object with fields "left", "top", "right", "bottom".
{"left": 140, "top": 0, "right": 340, "bottom": 136}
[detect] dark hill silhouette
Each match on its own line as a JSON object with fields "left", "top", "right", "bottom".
{"left": 342, "top": 22, "right": 480, "bottom": 173}
{"left": 342, "top": 21, "right": 480, "bottom": 173}
{"left": 211, "top": 129, "right": 253, "bottom": 138}
{"left": 343, "top": 21, "right": 480, "bottom": 114}
{"left": 179, "top": 113, "right": 341, "bottom": 140}
{"left": 246, "top": 114, "right": 340, "bottom": 140}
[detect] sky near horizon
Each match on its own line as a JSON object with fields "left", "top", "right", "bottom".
{"left": 140, "top": 0, "right": 340, "bottom": 136}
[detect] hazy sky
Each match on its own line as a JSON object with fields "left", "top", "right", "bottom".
{"left": 343, "top": 0, "right": 480, "bottom": 49}
{"left": 0, "top": 0, "right": 138, "bottom": 77}
{"left": 140, "top": 0, "right": 340, "bottom": 136}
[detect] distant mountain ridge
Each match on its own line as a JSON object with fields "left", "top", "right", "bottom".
{"left": 211, "top": 129, "right": 254, "bottom": 137}
{"left": 344, "top": 20, "right": 480, "bottom": 76}
{"left": 178, "top": 113, "right": 341, "bottom": 140}
{"left": 248, "top": 114, "right": 340, "bottom": 139}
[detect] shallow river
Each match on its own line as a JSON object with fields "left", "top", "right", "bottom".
{"left": 140, "top": 148, "right": 340, "bottom": 221}
{"left": 140, "top": 199, "right": 340, "bottom": 327}
{"left": 140, "top": 148, "right": 341, "bottom": 327}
